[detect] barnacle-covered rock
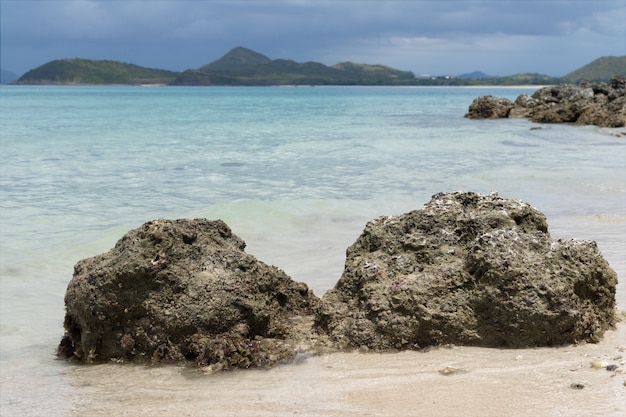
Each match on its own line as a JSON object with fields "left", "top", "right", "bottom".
{"left": 465, "top": 76, "right": 626, "bottom": 127}
{"left": 316, "top": 191, "right": 617, "bottom": 350}
{"left": 58, "top": 219, "right": 320, "bottom": 370}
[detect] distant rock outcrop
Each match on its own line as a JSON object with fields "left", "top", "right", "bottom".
{"left": 465, "top": 76, "right": 626, "bottom": 127}
{"left": 462, "top": 95, "right": 515, "bottom": 119}
{"left": 57, "top": 219, "right": 320, "bottom": 370}
{"left": 316, "top": 192, "right": 617, "bottom": 350}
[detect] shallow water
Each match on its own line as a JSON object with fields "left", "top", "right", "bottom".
{"left": 1, "top": 86, "right": 625, "bottom": 416}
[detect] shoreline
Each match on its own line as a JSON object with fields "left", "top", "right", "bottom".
{"left": 57, "top": 321, "right": 625, "bottom": 417}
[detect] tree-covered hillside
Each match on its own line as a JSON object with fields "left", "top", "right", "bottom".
{"left": 199, "top": 47, "right": 271, "bottom": 71}
{"left": 15, "top": 59, "right": 179, "bottom": 85}
{"left": 564, "top": 56, "right": 626, "bottom": 82}
{"left": 11, "top": 48, "right": 625, "bottom": 86}
{"left": 172, "top": 47, "right": 420, "bottom": 85}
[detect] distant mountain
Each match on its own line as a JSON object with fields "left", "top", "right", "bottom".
{"left": 564, "top": 56, "right": 626, "bottom": 82}
{"left": 458, "top": 71, "right": 491, "bottom": 80}
{"left": 14, "top": 59, "right": 179, "bottom": 85}
{"left": 200, "top": 46, "right": 271, "bottom": 71}
{"left": 10, "top": 48, "right": 623, "bottom": 86}
{"left": 172, "top": 47, "right": 417, "bottom": 86}
{"left": 1, "top": 69, "right": 19, "bottom": 84}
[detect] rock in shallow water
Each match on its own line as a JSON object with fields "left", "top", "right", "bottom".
{"left": 58, "top": 219, "right": 320, "bottom": 369}
{"left": 465, "top": 76, "right": 626, "bottom": 127}
{"left": 315, "top": 191, "right": 617, "bottom": 350}
{"left": 58, "top": 192, "right": 618, "bottom": 369}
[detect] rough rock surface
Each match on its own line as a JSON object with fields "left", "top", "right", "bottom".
{"left": 465, "top": 76, "right": 626, "bottom": 127}
{"left": 316, "top": 192, "right": 617, "bottom": 350}
{"left": 463, "top": 95, "right": 514, "bottom": 119}
{"left": 57, "top": 219, "right": 320, "bottom": 370}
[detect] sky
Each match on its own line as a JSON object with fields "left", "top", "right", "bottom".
{"left": 1, "top": 0, "right": 625, "bottom": 78}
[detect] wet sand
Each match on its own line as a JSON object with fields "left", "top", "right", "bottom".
{"left": 66, "top": 323, "right": 625, "bottom": 417}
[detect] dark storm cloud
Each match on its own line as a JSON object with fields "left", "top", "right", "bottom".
{"left": 1, "top": 0, "right": 624, "bottom": 77}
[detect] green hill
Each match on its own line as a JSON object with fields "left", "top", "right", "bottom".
{"left": 172, "top": 47, "right": 418, "bottom": 86}
{"left": 11, "top": 48, "right": 623, "bottom": 86}
{"left": 15, "top": 59, "right": 179, "bottom": 85}
{"left": 199, "top": 46, "right": 271, "bottom": 71}
{"left": 564, "top": 56, "right": 626, "bottom": 82}
{"left": 331, "top": 62, "right": 415, "bottom": 83}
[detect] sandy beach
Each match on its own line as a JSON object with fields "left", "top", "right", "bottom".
{"left": 60, "top": 215, "right": 626, "bottom": 417}
{"left": 61, "top": 322, "right": 625, "bottom": 417}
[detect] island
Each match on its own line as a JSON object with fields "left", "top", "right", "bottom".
{"left": 12, "top": 47, "right": 626, "bottom": 86}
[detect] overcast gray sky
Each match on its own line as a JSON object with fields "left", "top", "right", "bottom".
{"left": 1, "top": 0, "right": 625, "bottom": 77}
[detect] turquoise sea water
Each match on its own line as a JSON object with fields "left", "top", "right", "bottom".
{"left": 1, "top": 86, "right": 625, "bottom": 416}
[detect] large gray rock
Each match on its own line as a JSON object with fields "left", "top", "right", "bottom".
{"left": 465, "top": 95, "right": 514, "bottom": 119}
{"left": 57, "top": 219, "right": 320, "bottom": 370}
{"left": 465, "top": 76, "right": 626, "bottom": 127}
{"left": 316, "top": 192, "right": 617, "bottom": 350}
